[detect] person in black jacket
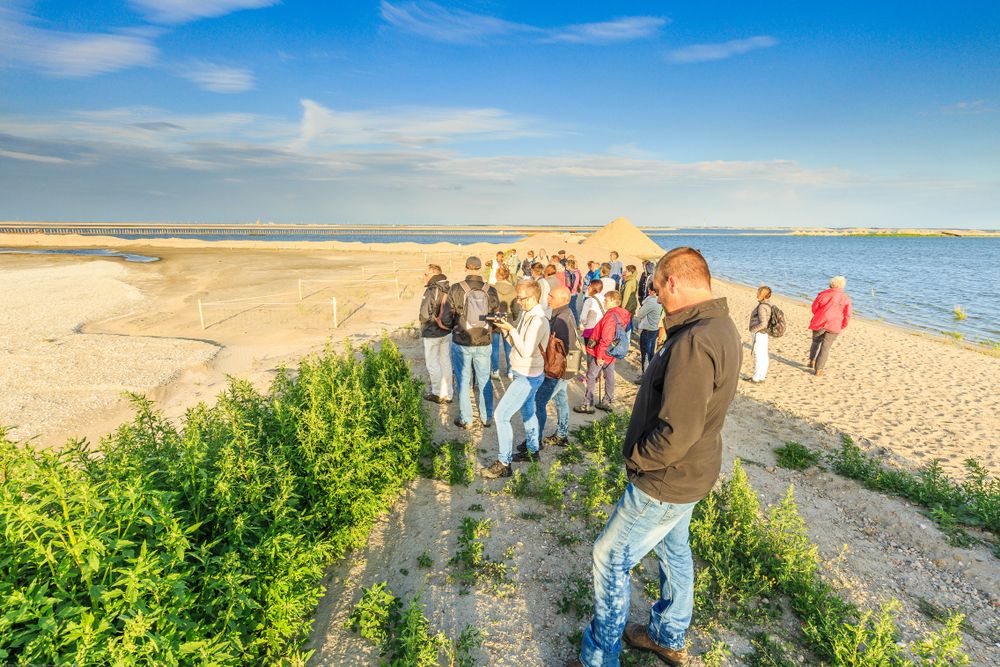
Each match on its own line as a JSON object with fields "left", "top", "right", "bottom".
{"left": 441, "top": 256, "right": 501, "bottom": 429}
{"left": 418, "top": 264, "right": 453, "bottom": 403}
{"left": 568, "top": 248, "right": 741, "bottom": 667}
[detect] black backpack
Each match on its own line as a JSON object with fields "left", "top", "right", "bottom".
{"left": 767, "top": 305, "right": 786, "bottom": 338}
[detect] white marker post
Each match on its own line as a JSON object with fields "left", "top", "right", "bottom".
{"left": 332, "top": 297, "right": 338, "bottom": 328}
{"left": 198, "top": 299, "right": 205, "bottom": 330}
{"left": 395, "top": 272, "right": 400, "bottom": 300}
{"left": 298, "top": 279, "right": 303, "bottom": 302}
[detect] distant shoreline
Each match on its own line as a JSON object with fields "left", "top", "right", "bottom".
{"left": 0, "top": 221, "right": 997, "bottom": 238}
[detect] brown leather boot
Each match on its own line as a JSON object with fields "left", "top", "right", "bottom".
{"left": 623, "top": 623, "right": 689, "bottom": 666}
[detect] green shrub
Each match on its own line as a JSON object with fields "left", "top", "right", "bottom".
{"left": 421, "top": 440, "right": 476, "bottom": 486}
{"left": 773, "top": 441, "right": 821, "bottom": 470}
{"left": 0, "top": 339, "right": 429, "bottom": 666}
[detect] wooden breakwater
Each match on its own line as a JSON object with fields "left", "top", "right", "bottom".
{"left": 0, "top": 222, "right": 603, "bottom": 237}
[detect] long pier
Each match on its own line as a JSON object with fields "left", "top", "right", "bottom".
{"left": 0, "top": 222, "right": 604, "bottom": 237}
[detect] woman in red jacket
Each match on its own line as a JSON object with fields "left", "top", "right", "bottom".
{"left": 575, "top": 290, "right": 631, "bottom": 413}
{"left": 808, "top": 275, "right": 852, "bottom": 376}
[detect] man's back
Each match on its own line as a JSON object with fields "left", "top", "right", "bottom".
{"left": 624, "top": 298, "right": 741, "bottom": 504}
{"left": 446, "top": 276, "right": 499, "bottom": 346}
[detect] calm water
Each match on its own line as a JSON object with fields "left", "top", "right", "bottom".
{"left": 0, "top": 248, "right": 159, "bottom": 263}
{"left": 647, "top": 233, "right": 1000, "bottom": 344}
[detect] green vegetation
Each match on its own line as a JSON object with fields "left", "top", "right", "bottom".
{"left": 417, "top": 551, "right": 433, "bottom": 569}
{"left": 942, "top": 330, "right": 963, "bottom": 340}
{"left": 421, "top": 439, "right": 476, "bottom": 486}
{"left": 774, "top": 441, "right": 822, "bottom": 470}
{"left": 953, "top": 306, "right": 967, "bottom": 321}
{"left": 504, "top": 461, "right": 565, "bottom": 508}
{"left": 346, "top": 583, "right": 483, "bottom": 666}
{"left": 691, "top": 460, "right": 970, "bottom": 666}
{"left": 449, "top": 517, "right": 513, "bottom": 596}
{"left": 0, "top": 340, "right": 428, "bottom": 666}
{"left": 830, "top": 436, "right": 999, "bottom": 550}
{"left": 556, "top": 575, "right": 593, "bottom": 619}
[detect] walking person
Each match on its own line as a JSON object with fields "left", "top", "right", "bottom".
{"left": 482, "top": 280, "right": 550, "bottom": 479}
{"left": 532, "top": 286, "right": 579, "bottom": 448}
{"left": 567, "top": 247, "right": 741, "bottom": 667}
{"left": 418, "top": 264, "right": 453, "bottom": 403}
{"left": 491, "top": 266, "right": 520, "bottom": 380}
{"left": 808, "top": 276, "right": 852, "bottom": 376}
{"left": 634, "top": 291, "right": 663, "bottom": 373}
{"left": 443, "top": 256, "right": 500, "bottom": 429}
{"left": 747, "top": 286, "right": 773, "bottom": 383}
{"left": 576, "top": 290, "right": 630, "bottom": 414}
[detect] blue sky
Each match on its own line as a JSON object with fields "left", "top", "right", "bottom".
{"left": 1, "top": 1, "right": 998, "bottom": 228}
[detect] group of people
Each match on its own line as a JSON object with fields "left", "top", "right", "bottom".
{"left": 745, "top": 276, "right": 853, "bottom": 383}
{"left": 419, "top": 245, "right": 855, "bottom": 666}
{"left": 419, "top": 248, "right": 670, "bottom": 477}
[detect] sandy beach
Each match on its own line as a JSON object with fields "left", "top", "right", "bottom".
{"left": 1, "top": 225, "right": 998, "bottom": 664}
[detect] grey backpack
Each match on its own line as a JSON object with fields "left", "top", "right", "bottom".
{"left": 459, "top": 282, "right": 490, "bottom": 332}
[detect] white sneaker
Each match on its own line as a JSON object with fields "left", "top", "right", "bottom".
{"left": 506, "top": 372, "right": 513, "bottom": 380}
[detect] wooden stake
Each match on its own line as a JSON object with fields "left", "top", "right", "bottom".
{"left": 332, "top": 297, "right": 338, "bottom": 328}
{"left": 198, "top": 299, "right": 205, "bottom": 330}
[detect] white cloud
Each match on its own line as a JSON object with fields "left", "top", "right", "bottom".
{"left": 546, "top": 17, "right": 668, "bottom": 45}
{"left": 180, "top": 62, "right": 255, "bottom": 93}
{"left": 295, "top": 100, "right": 542, "bottom": 148}
{"left": 380, "top": 1, "right": 666, "bottom": 45}
{"left": 667, "top": 35, "right": 778, "bottom": 64}
{"left": 939, "top": 100, "right": 994, "bottom": 115}
{"left": 129, "top": 0, "right": 279, "bottom": 25}
{"left": 0, "top": 7, "right": 158, "bottom": 77}
{"left": 0, "top": 149, "right": 72, "bottom": 164}
{"left": 380, "top": 1, "right": 536, "bottom": 44}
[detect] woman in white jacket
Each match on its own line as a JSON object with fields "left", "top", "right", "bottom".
{"left": 481, "top": 280, "right": 550, "bottom": 479}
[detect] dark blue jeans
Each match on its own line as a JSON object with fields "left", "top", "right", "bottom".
{"left": 639, "top": 330, "right": 658, "bottom": 371}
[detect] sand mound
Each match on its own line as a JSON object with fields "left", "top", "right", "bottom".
{"left": 586, "top": 217, "right": 664, "bottom": 260}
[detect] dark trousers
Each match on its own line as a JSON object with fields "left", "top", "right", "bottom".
{"left": 639, "top": 330, "right": 658, "bottom": 371}
{"left": 809, "top": 328, "right": 839, "bottom": 371}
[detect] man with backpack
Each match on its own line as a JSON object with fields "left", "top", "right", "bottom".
{"left": 576, "top": 290, "right": 630, "bottom": 414}
{"left": 531, "top": 286, "right": 581, "bottom": 448}
{"left": 418, "top": 264, "right": 453, "bottom": 404}
{"left": 442, "top": 256, "right": 501, "bottom": 429}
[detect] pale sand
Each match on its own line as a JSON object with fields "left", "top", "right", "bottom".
{"left": 1, "top": 235, "right": 998, "bottom": 663}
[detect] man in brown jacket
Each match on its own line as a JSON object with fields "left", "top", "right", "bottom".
{"left": 569, "top": 247, "right": 741, "bottom": 667}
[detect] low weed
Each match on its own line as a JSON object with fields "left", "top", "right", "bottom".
{"left": 557, "top": 575, "right": 593, "bottom": 620}
{"left": 347, "top": 582, "right": 484, "bottom": 666}
{"left": 942, "top": 330, "right": 963, "bottom": 340}
{"left": 829, "top": 436, "right": 1000, "bottom": 549}
{"left": 953, "top": 306, "right": 967, "bottom": 321}
{"left": 417, "top": 551, "right": 433, "bottom": 568}
{"left": 504, "top": 461, "right": 565, "bottom": 508}
{"left": 421, "top": 440, "right": 476, "bottom": 486}
{"left": 449, "top": 517, "right": 514, "bottom": 596}
{"left": 467, "top": 503, "right": 484, "bottom": 512}
{"left": 519, "top": 511, "right": 545, "bottom": 521}
{"left": 747, "top": 632, "right": 796, "bottom": 667}
{"left": 691, "top": 459, "right": 972, "bottom": 666}
{"left": 773, "top": 441, "right": 821, "bottom": 470}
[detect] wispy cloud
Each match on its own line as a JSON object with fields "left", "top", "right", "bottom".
{"left": 380, "top": 1, "right": 666, "bottom": 45}
{"left": 0, "top": 148, "right": 72, "bottom": 164}
{"left": 545, "top": 17, "right": 668, "bottom": 45}
{"left": 129, "top": 0, "right": 279, "bottom": 25}
{"left": 380, "top": 1, "right": 535, "bottom": 44}
{"left": 667, "top": 35, "right": 778, "bottom": 64}
{"left": 180, "top": 62, "right": 256, "bottom": 93}
{"left": 295, "top": 100, "right": 542, "bottom": 149}
{"left": 0, "top": 7, "right": 158, "bottom": 77}
{"left": 939, "top": 100, "right": 994, "bottom": 115}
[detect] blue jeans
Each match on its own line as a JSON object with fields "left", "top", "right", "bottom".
{"left": 451, "top": 340, "right": 463, "bottom": 389}
{"left": 534, "top": 376, "right": 569, "bottom": 438}
{"left": 495, "top": 371, "right": 544, "bottom": 464}
{"left": 639, "top": 329, "right": 658, "bottom": 371}
{"left": 458, "top": 345, "right": 494, "bottom": 425}
{"left": 580, "top": 483, "right": 698, "bottom": 667}
{"left": 491, "top": 331, "right": 512, "bottom": 374}
{"left": 569, "top": 295, "right": 581, "bottom": 323}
